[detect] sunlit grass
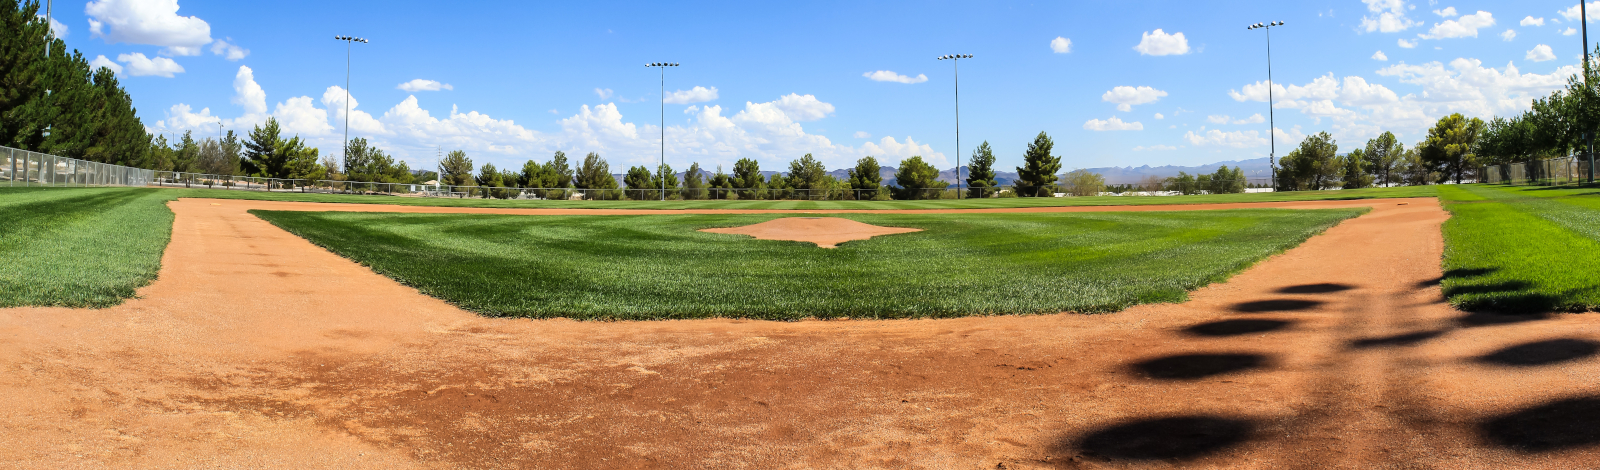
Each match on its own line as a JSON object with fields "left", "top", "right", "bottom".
{"left": 0, "top": 187, "right": 174, "bottom": 307}
{"left": 1439, "top": 184, "right": 1600, "bottom": 313}
{"left": 252, "top": 209, "right": 1365, "bottom": 320}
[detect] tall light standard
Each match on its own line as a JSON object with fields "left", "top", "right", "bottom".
{"left": 646, "top": 62, "right": 678, "bottom": 200}
{"left": 334, "top": 35, "right": 369, "bottom": 172}
{"left": 43, "top": 0, "right": 52, "bottom": 57}
{"left": 937, "top": 54, "right": 972, "bottom": 198}
{"left": 1247, "top": 21, "right": 1284, "bottom": 188}
{"left": 1585, "top": 1, "right": 1595, "bottom": 183}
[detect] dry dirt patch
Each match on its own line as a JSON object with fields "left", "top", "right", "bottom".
{"left": 698, "top": 217, "right": 921, "bottom": 248}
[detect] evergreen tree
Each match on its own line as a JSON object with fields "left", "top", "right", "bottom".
{"left": 1362, "top": 132, "right": 1403, "bottom": 187}
{"left": 147, "top": 135, "right": 174, "bottom": 173}
{"left": 786, "top": 153, "right": 827, "bottom": 193}
{"left": 544, "top": 151, "right": 573, "bottom": 188}
{"left": 623, "top": 165, "right": 654, "bottom": 199}
{"left": 242, "top": 118, "right": 289, "bottom": 177}
{"left": 1419, "top": 113, "right": 1486, "bottom": 184}
{"left": 651, "top": 163, "right": 679, "bottom": 198}
{"left": 475, "top": 162, "right": 503, "bottom": 198}
{"left": 440, "top": 150, "right": 474, "bottom": 187}
{"left": 892, "top": 156, "right": 942, "bottom": 200}
{"left": 732, "top": 157, "right": 764, "bottom": 199}
{"left": 1343, "top": 148, "right": 1372, "bottom": 189}
{"left": 709, "top": 165, "right": 733, "bottom": 199}
{"left": 1015, "top": 131, "right": 1062, "bottom": 197}
{"left": 219, "top": 130, "right": 241, "bottom": 174}
{"left": 1281, "top": 132, "right": 1343, "bottom": 190}
{"left": 847, "top": 156, "right": 883, "bottom": 199}
{"left": 574, "top": 152, "right": 618, "bottom": 199}
{"left": 682, "top": 162, "right": 706, "bottom": 199}
{"left": 171, "top": 131, "right": 199, "bottom": 173}
{"left": 966, "top": 141, "right": 997, "bottom": 198}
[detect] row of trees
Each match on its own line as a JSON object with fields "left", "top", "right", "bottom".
{"left": 1275, "top": 112, "right": 1487, "bottom": 191}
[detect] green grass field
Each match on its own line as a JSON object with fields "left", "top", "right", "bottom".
{"left": 166, "top": 184, "right": 1435, "bottom": 210}
{"left": 0, "top": 187, "right": 175, "bottom": 307}
{"left": 251, "top": 208, "right": 1365, "bottom": 320}
{"left": 1439, "top": 184, "right": 1600, "bottom": 313}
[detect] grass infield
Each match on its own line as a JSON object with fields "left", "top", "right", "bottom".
{"left": 1439, "top": 184, "right": 1600, "bottom": 313}
{"left": 171, "top": 184, "right": 1435, "bottom": 210}
{"left": 0, "top": 187, "right": 174, "bottom": 308}
{"left": 251, "top": 208, "right": 1365, "bottom": 320}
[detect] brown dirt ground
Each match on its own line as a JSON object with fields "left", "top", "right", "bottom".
{"left": 3, "top": 197, "right": 1599, "bottom": 469}
{"left": 699, "top": 217, "right": 922, "bottom": 248}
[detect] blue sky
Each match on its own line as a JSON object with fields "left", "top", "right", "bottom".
{"left": 40, "top": 0, "right": 1594, "bottom": 173}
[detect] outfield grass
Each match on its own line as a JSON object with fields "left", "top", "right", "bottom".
{"left": 252, "top": 208, "right": 1365, "bottom": 320}
{"left": 1439, "top": 184, "right": 1600, "bottom": 313}
{"left": 0, "top": 187, "right": 175, "bottom": 307}
{"left": 169, "top": 184, "right": 1435, "bottom": 210}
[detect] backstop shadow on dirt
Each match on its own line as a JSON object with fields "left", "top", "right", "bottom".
{"left": 1068, "top": 415, "right": 1257, "bottom": 461}
{"left": 1181, "top": 319, "right": 1293, "bottom": 337}
{"left": 1129, "top": 353, "right": 1271, "bottom": 380}
{"left": 1481, "top": 396, "right": 1600, "bottom": 452}
{"left": 1473, "top": 339, "right": 1600, "bottom": 367}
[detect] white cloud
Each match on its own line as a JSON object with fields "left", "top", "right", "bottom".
{"left": 1183, "top": 129, "right": 1268, "bottom": 148}
{"left": 1361, "top": 0, "right": 1420, "bottom": 33}
{"left": 1205, "top": 115, "right": 1230, "bottom": 124}
{"left": 396, "top": 79, "right": 453, "bottom": 92}
{"left": 767, "top": 93, "right": 834, "bottom": 121}
{"left": 663, "top": 86, "right": 719, "bottom": 104}
{"left": 85, "top": 0, "right": 212, "bottom": 56}
{"left": 1398, "top": 38, "right": 1418, "bottom": 48}
{"left": 1500, "top": 29, "right": 1516, "bottom": 41}
{"left": 1563, "top": 27, "right": 1578, "bottom": 36}
{"left": 861, "top": 136, "right": 946, "bottom": 168}
{"left": 1133, "top": 29, "right": 1189, "bottom": 56}
{"left": 1234, "top": 113, "right": 1266, "bottom": 124}
{"left": 1083, "top": 116, "right": 1143, "bottom": 131}
{"left": 322, "top": 86, "right": 386, "bottom": 135}
{"left": 209, "top": 38, "right": 248, "bottom": 60}
{"left": 88, "top": 55, "right": 122, "bottom": 75}
{"left": 1050, "top": 36, "right": 1071, "bottom": 53}
{"left": 1419, "top": 11, "right": 1495, "bottom": 39}
{"left": 41, "top": 16, "right": 68, "bottom": 38}
{"left": 1526, "top": 44, "right": 1557, "bottom": 62}
{"left": 1373, "top": 50, "right": 1389, "bottom": 60}
{"left": 1205, "top": 114, "right": 1265, "bottom": 125}
{"left": 1521, "top": 16, "right": 1545, "bottom": 27}
{"left": 230, "top": 65, "right": 267, "bottom": 120}
{"left": 863, "top": 70, "right": 928, "bottom": 84}
{"left": 1338, "top": 76, "right": 1401, "bottom": 105}
{"left": 116, "top": 52, "right": 183, "bottom": 77}
{"left": 1102, "top": 86, "right": 1168, "bottom": 112}
{"left": 853, "top": 131, "right": 871, "bottom": 139}
{"left": 1154, "top": 113, "right": 1164, "bottom": 120}
{"left": 273, "top": 96, "right": 333, "bottom": 137}
{"left": 594, "top": 88, "right": 612, "bottom": 100}
{"left": 1433, "top": 7, "right": 1457, "bottom": 17}
{"left": 1559, "top": 3, "right": 1599, "bottom": 22}
{"left": 1133, "top": 145, "right": 1177, "bottom": 151}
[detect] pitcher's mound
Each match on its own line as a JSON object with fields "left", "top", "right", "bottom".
{"left": 700, "top": 217, "right": 922, "bottom": 248}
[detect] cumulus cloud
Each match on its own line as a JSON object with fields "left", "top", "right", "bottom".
{"left": 1361, "top": 0, "right": 1419, "bottom": 33}
{"left": 663, "top": 86, "right": 718, "bottom": 104}
{"left": 1154, "top": 113, "right": 1164, "bottom": 120}
{"left": 209, "top": 38, "right": 248, "bottom": 60}
{"left": 1500, "top": 29, "right": 1516, "bottom": 41}
{"left": 1133, "top": 29, "right": 1189, "bottom": 56}
{"left": 1433, "top": 7, "right": 1457, "bottom": 17}
{"left": 1526, "top": 44, "right": 1557, "bottom": 62}
{"left": 1102, "top": 86, "right": 1168, "bottom": 112}
{"left": 85, "top": 0, "right": 212, "bottom": 56}
{"left": 1521, "top": 16, "right": 1545, "bottom": 27}
{"left": 1419, "top": 11, "right": 1495, "bottom": 39}
{"left": 1183, "top": 129, "right": 1268, "bottom": 148}
{"left": 88, "top": 55, "right": 122, "bottom": 75}
{"left": 863, "top": 70, "right": 928, "bottom": 84}
{"left": 42, "top": 16, "right": 68, "bottom": 38}
{"left": 594, "top": 88, "right": 612, "bottom": 100}
{"left": 1559, "top": 2, "right": 1599, "bottom": 22}
{"left": 397, "top": 79, "right": 454, "bottom": 92}
{"left": 116, "top": 52, "right": 183, "bottom": 77}
{"left": 1373, "top": 50, "right": 1389, "bottom": 60}
{"left": 1399, "top": 38, "right": 1418, "bottom": 48}
{"left": 322, "top": 86, "right": 386, "bottom": 135}
{"left": 1050, "top": 36, "right": 1071, "bottom": 53}
{"left": 1205, "top": 115, "right": 1230, "bottom": 124}
{"left": 767, "top": 93, "right": 834, "bottom": 121}
{"left": 1083, "top": 116, "right": 1143, "bottom": 131}
{"left": 1133, "top": 145, "right": 1177, "bottom": 151}
{"left": 1234, "top": 114, "right": 1266, "bottom": 124}
{"left": 853, "top": 131, "right": 871, "bottom": 139}
{"left": 1205, "top": 114, "right": 1265, "bottom": 125}
{"left": 231, "top": 65, "right": 267, "bottom": 120}
{"left": 1563, "top": 27, "right": 1578, "bottom": 36}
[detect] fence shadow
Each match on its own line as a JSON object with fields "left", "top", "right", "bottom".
{"left": 1348, "top": 330, "right": 1448, "bottom": 349}
{"left": 1276, "top": 283, "right": 1354, "bottom": 294}
{"left": 1480, "top": 396, "right": 1600, "bottom": 452}
{"left": 1231, "top": 299, "right": 1324, "bottom": 313}
{"left": 1474, "top": 339, "right": 1600, "bottom": 367}
{"left": 1069, "top": 415, "right": 1257, "bottom": 461}
{"left": 1130, "top": 353, "right": 1271, "bottom": 380}
{"left": 1181, "top": 319, "right": 1293, "bottom": 337}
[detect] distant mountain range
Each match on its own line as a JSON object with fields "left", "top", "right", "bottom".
{"left": 617, "top": 157, "right": 1273, "bottom": 188}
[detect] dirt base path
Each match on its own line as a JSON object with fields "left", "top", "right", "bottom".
{"left": 4, "top": 197, "right": 1600, "bottom": 468}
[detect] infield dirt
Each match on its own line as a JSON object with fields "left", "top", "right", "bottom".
{"left": 3, "top": 197, "right": 1598, "bottom": 468}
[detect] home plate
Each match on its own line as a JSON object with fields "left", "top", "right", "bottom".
{"left": 700, "top": 217, "right": 922, "bottom": 248}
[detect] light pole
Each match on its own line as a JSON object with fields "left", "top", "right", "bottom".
{"left": 1247, "top": 21, "right": 1285, "bottom": 188}
{"left": 937, "top": 54, "right": 972, "bottom": 198}
{"left": 646, "top": 62, "right": 678, "bottom": 200}
{"left": 43, "top": 0, "right": 52, "bottom": 57}
{"left": 334, "top": 35, "right": 369, "bottom": 173}
{"left": 1585, "top": 1, "right": 1595, "bottom": 184}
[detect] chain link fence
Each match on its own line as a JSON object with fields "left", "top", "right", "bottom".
{"left": 4, "top": 145, "right": 155, "bottom": 187}
{"left": 1482, "top": 157, "right": 1593, "bottom": 186}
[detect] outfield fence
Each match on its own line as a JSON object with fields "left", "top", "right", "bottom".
{"left": 4, "top": 145, "right": 155, "bottom": 187}
{"left": 6, "top": 144, "right": 1293, "bottom": 200}
{"left": 1482, "top": 157, "right": 1594, "bottom": 186}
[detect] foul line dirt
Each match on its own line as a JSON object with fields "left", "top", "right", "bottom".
{"left": 3, "top": 196, "right": 1600, "bottom": 468}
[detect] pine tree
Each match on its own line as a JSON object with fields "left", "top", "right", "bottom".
{"left": 847, "top": 156, "right": 883, "bottom": 199}
{"left": 574, "top": 152, "right": 617, "bottom": 199}
{"left": 732, "top": 157, "right": 763, "bottom": 199}
{"left": 682, "top": 162, "right": 706, "bottom": 199}
{"left": 242, "top": 118, "right": 288, "bottom": 177}
{"left": 440, "top": 150, "right": 474, "bottom": 187}
{"left": 1419, "top": 113, "right": 1486, "bottom": 184}
{"left": 966, "top": 141, "right": 997, "bottom": 198}
{"left": 1363, "top": 132, "right": 1403, "bottom": 187}
{"left": 1015, "top": 131, "right": 1062, "bottom": 197}
{"left": 892, "top": 156, "right": 942, "bottom": 200}
{"left": 786, "top": 153, "right": 826, "bottom": 192}
{"left": 623, "top": 165, "right": 654, "bottom": 200}
{"left": 171, "top": 131, "right": 199, "bottom": 173}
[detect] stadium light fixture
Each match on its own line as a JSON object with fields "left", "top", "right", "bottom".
{"left": 1246, "top": 21, "right": 1284, "bottom": 187}
{"left": 937, "top": 54, "right": 973, "bottom": 198}
{"left": 335, "top": 35, "right": 369, "bottom": 174}
{"left": 646, "top": 62, "right": 679, "bottom": 200}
